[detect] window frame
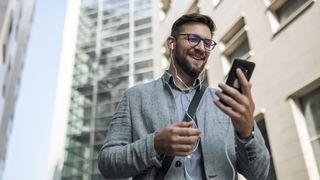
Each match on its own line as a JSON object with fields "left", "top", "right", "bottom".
{"left": 288, "top": 76, "right": 320, "bottom": 178}
{"left": 265, "top": 0, "right": 314, "bottom": 36}
{"left": 219, "top": 16, "right": 253, "bottom": 76}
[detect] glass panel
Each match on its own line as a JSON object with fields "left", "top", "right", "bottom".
{"left": 228, "top": 38, "right": 250, "bottom": 61}
{"left": 134, "top": 60, "right": 153, "bottom": 70}
{"left": 300, "top": 87, "right": 320, "bottom": 137}
{"left": 96, "top": 102, "right": 119, "bottom": 117}
{"left": 97, "top": 91, "right": 111, "bottom": 103}
{"left": 135, "top": 27, "right": 152, "bottom": 37}
{"left": 93, "top": 144, "right": 102, "bottom": 157}
{"left": 134, "top": 37, "right": 152, "bottom": 49}
{"left": 134, "top": 48, "right": 152, "bottom": 59}
{"left": 95, "top": 116, "right": 113, "bottom": 129}
{"left": 299, "top": 87, "right": 320, "bottom": 172}
{"left": 134, "top": 17, "right": 151, "bottom": 27}
{"left": 94, "top": 130, "right": 107, "bottom": 143}
{"left": 134, "top": 71, "right": 153, "bottom": 82}
{"left": 104, "top": 33, "right": 129, "bottom": 43}
{"left": 134, "top": 8, "right": 151, "bottom": 20}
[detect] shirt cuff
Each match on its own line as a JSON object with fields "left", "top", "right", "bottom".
{"left": 236, "top": 130, "right": 255, "bottom": 144}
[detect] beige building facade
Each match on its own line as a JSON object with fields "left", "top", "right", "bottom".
{"left": 155, "top": 0, "right": 320, "bottom": 179}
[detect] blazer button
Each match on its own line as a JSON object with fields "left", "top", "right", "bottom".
{"left": 175, "top": 160, "right": 182, "bottom": 167}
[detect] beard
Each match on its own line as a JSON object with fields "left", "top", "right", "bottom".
{"left": 174, "top": 49, "right": 207, "bottom": 78}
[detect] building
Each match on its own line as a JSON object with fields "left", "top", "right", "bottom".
{"left": 0, "top": 0, "right": 35, "bottom": 178}
{"left": 48, "top": 0, "right": 157, "bottom": 179}
{"left": 158, "top": 0, "right": 320, "bottom": 179}
{"left": 49, "top": 0, "right": 320, "bottom": 179}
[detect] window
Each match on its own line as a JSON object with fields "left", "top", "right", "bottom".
{"left": 94, "top": 130, "right": 107, "bottom": 143}
{"left": 95, "top": 116, "right": 112, "bottom": 129}
{"left": 220, "top": 17, "right": 252, "bottom": 75}
{"left": 299, "top": 86, "right": 320, "bottom": 172}
{"left": 265, "top": 0, "right": 314, "bottom": 34}
{"left": 134, "top": 59, "right": 153, "bottom": 70}
{"left": 134, "top": 27, "right": 151, "bottom": 37}
{"left": 134, "top": 71, "right": 153, "bottom": 83}
{"left": 256, "top": 114, "right": 278, "bottom": 180}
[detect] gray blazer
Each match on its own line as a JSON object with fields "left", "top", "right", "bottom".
{"left": 98, "top": 74, "right": 270, "bottom": 180}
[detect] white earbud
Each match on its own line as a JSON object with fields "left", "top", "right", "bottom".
{"left": 171, "top": 43, "right": 174, "bottom": 50}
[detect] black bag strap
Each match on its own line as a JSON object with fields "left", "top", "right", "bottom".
{"left": 154, "top": 85, "right": 207, "bottom": 180}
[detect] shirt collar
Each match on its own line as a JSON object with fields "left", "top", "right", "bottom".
{"left": 162, "top": 71, "right": 202, "bottom": 92}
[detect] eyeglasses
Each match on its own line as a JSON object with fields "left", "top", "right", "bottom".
{"left": 173, "top": 33, "right": 217, "bottom": 51}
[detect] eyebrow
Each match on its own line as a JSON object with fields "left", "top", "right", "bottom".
{"left": 180, "top": 33, "right": 212, "bottom": 40}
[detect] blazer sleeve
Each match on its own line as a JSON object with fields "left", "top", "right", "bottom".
{"left": 98, "top": 92, "right": 162, "bottom": 178}
{"left": 235, "top": 122, "right": 271, "bottom": 180}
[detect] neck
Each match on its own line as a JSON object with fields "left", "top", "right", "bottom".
{"left": 168, "top": 65, "right": 197, "bottom": 90}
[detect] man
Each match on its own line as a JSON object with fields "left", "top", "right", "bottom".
{"left": 98, "top": 13, "right": 270, "bottom": 180}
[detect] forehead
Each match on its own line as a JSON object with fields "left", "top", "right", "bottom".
{"left": 180, "top": 23, "right": 212, "bottom": 39}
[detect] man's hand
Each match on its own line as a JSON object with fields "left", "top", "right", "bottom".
{"left": 154, "top": 122, "right": 201, "bottom": 156}
{"left": 214, "top": 68, "right": 255, "bottom": 139}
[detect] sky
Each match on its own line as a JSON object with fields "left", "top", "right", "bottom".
{"left": 3, "top": 0, "right": 67, "bottom": 180}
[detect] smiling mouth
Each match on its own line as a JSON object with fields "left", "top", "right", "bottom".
{"left": 190, "top": 54, "right": 204, "bottom": 61}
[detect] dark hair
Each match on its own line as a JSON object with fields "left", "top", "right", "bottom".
{"left": 170, "top": 13, "right": 216, "bottom": 36}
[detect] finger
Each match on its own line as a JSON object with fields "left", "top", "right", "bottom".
{"left": 214, "top": 100, "right": 240, "bottom": 120}
{"left": 175, "top": 135, "right": 200, "bottom": 145}
{"left": 215, "top": 91, "right": 246, "bottom": 113}
{"left": 172, "top": 121, "right": 193, "bottom": 128}
{"left": 216, "top": 86, "right": 244, "bottom": 104}
{"left": 175, "top": 127, "right": 201, "bottom": 136}
{"left": 236, "top": 68, "right": 252, "bottom": 98}
{"left": 218, "top": 83, "right": 245, "bottom": 104}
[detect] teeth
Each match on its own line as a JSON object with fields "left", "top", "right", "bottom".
{"left": 191, "top": 55, "right": 202, "bottom": 60}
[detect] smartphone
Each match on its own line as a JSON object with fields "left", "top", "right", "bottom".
{"left": 220, "top": 59, "right": 255, "bottom": 105}
{"left": 225, "top": 59, "right": 255, "bottom": 93}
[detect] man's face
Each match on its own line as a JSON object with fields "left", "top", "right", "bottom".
{"left": 173, "top": 23, "right": 212, "bottom": 78}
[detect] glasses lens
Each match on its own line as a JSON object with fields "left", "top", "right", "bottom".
{"left": 186, "top": 34, "right": 214, "bottom": 50}
{"left": 187, "top": 34, "right": 200, "bottom": 45}
{"left": 203, "top": 39, "right": 213, "bottom": 49}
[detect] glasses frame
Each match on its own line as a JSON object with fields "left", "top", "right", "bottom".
{"left": 173, "top": 33, "right": 217, "bottom": 51}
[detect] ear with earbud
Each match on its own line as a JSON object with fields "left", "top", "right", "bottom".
{"left": 170, "top": 43, "right": 175, "bottom": 50}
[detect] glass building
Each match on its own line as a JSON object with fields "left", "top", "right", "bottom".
{"left": 61, "top": 0, "right": 154, "bottom": 179}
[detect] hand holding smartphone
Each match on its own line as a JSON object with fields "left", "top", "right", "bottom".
{"left": 221, "top": 59, "right": 255, "bottom": 105}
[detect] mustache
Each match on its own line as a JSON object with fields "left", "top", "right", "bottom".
{"left": 189, "top": 50, "right": 206, "bottom": 59}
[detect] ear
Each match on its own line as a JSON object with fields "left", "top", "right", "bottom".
{"left": 166, "top": 36, "right": 176, "bottom": 50}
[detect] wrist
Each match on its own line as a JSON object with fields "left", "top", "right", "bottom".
{"left": 237, "top": 128, "right": 255, "bottom": 141}
{"left": 154, "top": 132, "right": 165, "bottom": 161}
